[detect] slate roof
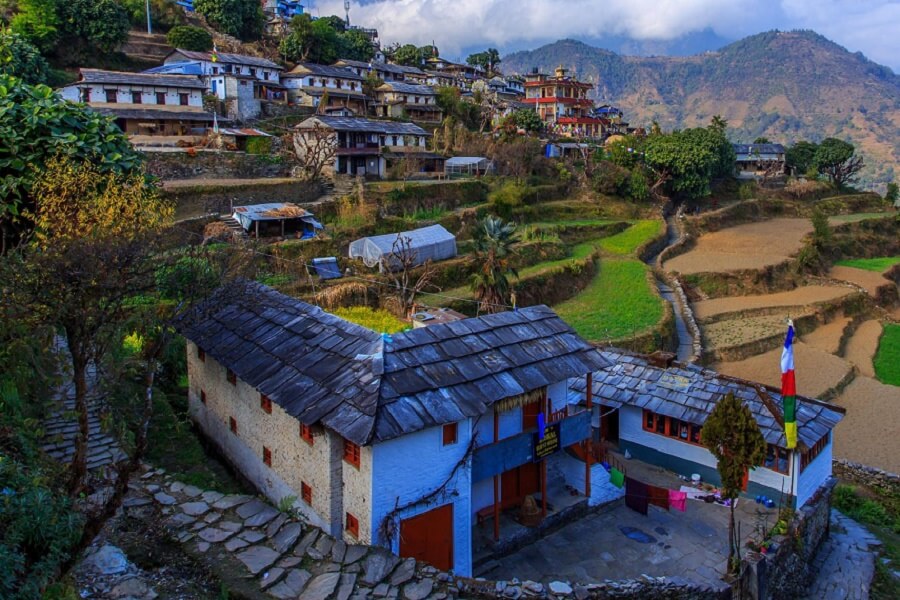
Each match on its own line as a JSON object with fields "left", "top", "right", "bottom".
{"left": 91, "top": 107, "right": 222, "bottom": 122}
{"left": 732, "top": 143, "right": 786, "bottom": 156}
{"left": 569, "top": 349, "right": 844, "bottom": 449}
{"left": 177, "top": 281, "right": 610, "bottom": 445}
{"left": 337, "top": 59, "right": 408, "bottom": 75}
{"left": 168, "top": 49, "right": 283, "bottom": 70}
{"left": 379, "top": 82, "right": 437, "bottom": 95}
{"left": 284, "top": 63, "right": 364, "bottom": 80}
{"left": 72, "top": 69, "right": 207, "bottom": 89}
{"left": 298, "top": 116, "right": 429, "bottom": 136}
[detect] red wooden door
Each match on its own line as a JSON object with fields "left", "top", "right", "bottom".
{"left": 522, "top": 400, "right": 541, "bottom": 430}
{"left": 500, "top": 463, "right": 541, "bottom": 509}
{"left": 399, "top": 504, "right": 454, "bottom": 571}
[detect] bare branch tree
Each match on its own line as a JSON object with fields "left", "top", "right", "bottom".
{"left": 284, "top": 122, "right": 337, "bottom": 182}
{"left": 385, "top": 234, "right": 437, "bottom": 318}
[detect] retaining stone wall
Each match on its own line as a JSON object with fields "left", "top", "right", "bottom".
{"left": 833, "top": 459, "right": 900, "bottom": 493}
{"left": 145, "top": 150, "right": 291, "bottom": 181}
{"left": 166, "top": 181, "right": 324, "bottom": 221}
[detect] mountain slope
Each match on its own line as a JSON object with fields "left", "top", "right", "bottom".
{"left": 504, "top": 31, "right": 900, "bottom": 186}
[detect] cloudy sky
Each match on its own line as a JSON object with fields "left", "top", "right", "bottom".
{"left": 311, "top": 0, "right": 900, "bottom": 71}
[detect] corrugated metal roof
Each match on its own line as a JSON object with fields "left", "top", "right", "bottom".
{"left": 176, "top": 282, "right": 610, "bottom": 445}
{"left": 297, "top": 116, "right": 429, "bottom": 136}
{"left": 570, "top": 349, "right": 844, "bottom": 449}
{"left": 168, "top": 49, "right": 283, "bottom": 70}
{"left": 72, "top": 69, "right": 207, "bottom": 90}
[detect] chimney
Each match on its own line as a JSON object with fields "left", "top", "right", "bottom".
{"left": 647, "top": 351, "right": 676, "bottom": 369}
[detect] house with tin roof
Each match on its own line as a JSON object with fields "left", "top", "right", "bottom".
{"left": 58, "top": 69, "right": 219, "bottom": 143}
{"left": 281, "top": 63, "right": 368, "bottom": 114}
{"left": 569, "top": 349, "right": 844, "bottom": 509}
{"left": 176, "top": 281, "right": 611, "bottom": 575}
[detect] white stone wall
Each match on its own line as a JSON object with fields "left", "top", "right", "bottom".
{"left": 185, "top": 341, "right": 341, "bottom": 532}
{"left": 224, "top": 77, "right": 261, "bottom": 121}
{"left": 60, "top": 83, "right": 204, "bottom": 107}
{"left": 342, "top": 441, "right": 374, "bottom": 544}
{"left": 795, "top": 434, "right": 833, "bottom": 508}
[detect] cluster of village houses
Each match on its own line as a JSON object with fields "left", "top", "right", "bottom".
{"left": 58, "top": 14, "right": 641, "bottom": 180}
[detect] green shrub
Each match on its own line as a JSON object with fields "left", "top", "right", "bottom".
{"left": 166, "top": 25, "right": 213, "bottom": 51}
{"left": 244, "top": 135, "right": 273, "bottom": 156}
{"left": 121, "top": 0, "right": 186, "bottom": 31}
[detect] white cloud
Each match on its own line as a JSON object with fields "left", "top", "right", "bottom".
{"left": 312, "top": 0, "right": 900, "bottom": 70}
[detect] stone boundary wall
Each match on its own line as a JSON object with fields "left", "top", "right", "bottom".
{"left": 740, "top": 478, "right": 836, "bottom": 600}
{"left": 145, "top": 150, "right": 292, "bottom": 181}
{"left": 166, "top": 180, "right": 324, "bottom": 221}
{"left": 833, "top": 459, "right": 900, "bottom": 493}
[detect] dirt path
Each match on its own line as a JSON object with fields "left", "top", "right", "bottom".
{"left": 693, "top": 286, "right": 854, "bottom": 320}
{"left": 712, "top": 341, "right": 852, "bottom": 399}
{"left": 802, "top": 316, "right": 852, "bottom": 355}
{"left": 664, "top": 218, "right": 812, "bottom": 274}
{"left": 828, "top": 266, "right": 892, "bottom": 296}
{"left": 843, "top": 320, "right": 883, "bottom": 378}
{"left": 834, "top": 376, "right": 900, "bottom": 474}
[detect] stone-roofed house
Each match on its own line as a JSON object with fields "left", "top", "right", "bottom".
{"left": 294, "top": 115, "right": 442, "bottom": 179}
{"left": 281, "top": 62, "right": 368, "bottom": 114}
{"left": 733, "top": 143, "right": 787, "bottom": 179}
{"left": 58, "top": 69, "right": 219, "bottom": 143}
{"left": 176, "top": 281, "right": 610, "bottom": 575}
{"left": 569, "top": 349, "right": 845, "bottom": 508}
{"left": 372, "top": 82, "right": 442, "bottom": 123}
{"left": 335, "top": 58, "right": 409, "bottom": 82}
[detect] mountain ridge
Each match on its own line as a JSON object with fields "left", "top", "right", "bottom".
{"left": 503, "top": 31, "right": 900, "bottom": 187}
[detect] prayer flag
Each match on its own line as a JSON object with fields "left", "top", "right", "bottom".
{"left": 780, "top": 320, "right": 797, "bottom": 449}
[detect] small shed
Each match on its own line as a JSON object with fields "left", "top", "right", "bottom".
{"left": 214, "top": 127, "right": 272, "bottom": 152}
{"left": 232, "top": 203, "right": 323, "bottom": 239}
{"left": 348, "top": 224, "right": 457, "bottom": 271}
{"left": 444, "top": 156, "right": 493, "bottom": 177}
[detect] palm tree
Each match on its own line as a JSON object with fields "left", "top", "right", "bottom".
{"left": 470, "top": 216, "right": 517, "bottom": 314}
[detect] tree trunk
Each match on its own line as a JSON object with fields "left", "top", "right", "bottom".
{"left": 67, "top": 337, "right": 90, "bottom": 497}
{"left": 728, "top": 499, "right": 737, "bottom": 573}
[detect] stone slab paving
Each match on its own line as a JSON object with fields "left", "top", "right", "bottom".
{"left": 800, "top": 509, "right": 880, "bottom": 600}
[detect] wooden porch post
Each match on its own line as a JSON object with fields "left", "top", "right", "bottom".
{"left": 585, "top": 371, "right": 593, "bottom": 499}
{"left": 493, "top": 405, "right": 500, "bottom": 542}
{"left": 541, "top": 389, "right": 548, "bottom": 518}
{"left": 255, "top": 220, "right": 259, "bottom": 239}
{"left": 281, "top": 219, "right": 285, "bottom": 239}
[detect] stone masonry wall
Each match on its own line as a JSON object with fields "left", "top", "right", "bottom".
{"left": 145, "top": 150, "right": 291, "bottom": 181}
{"left": 833, "top": 458, "right": 900, "bottom": 492}
{"left": 166, "top": 180, "right": 324, "bottom": 221}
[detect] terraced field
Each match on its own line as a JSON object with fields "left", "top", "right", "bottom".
{"left": 692, "top": 286, "right": 854, "bottom": 320}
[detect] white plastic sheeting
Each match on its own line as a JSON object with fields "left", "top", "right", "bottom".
{"left": 348, "top": 224, "right": 457, "bottom": 271}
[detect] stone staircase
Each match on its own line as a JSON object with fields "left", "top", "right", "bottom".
{"left": 220, "top": 215, "right": 248, "bottom": 239}
{"left": 121, "top": 31, "right": 173, "bottom": 65}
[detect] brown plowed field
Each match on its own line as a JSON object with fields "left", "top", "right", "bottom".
{"left": 704, "top": 312, "right": 813, "bottom": 349}
{"left": 693, "top": 286, "right": 854, "bottom": 320}
{"left": 829, "top": 266, "right": 892, "bottom": 296}
{"left": 801, "top": 316, "right": 852, "bottom": 355}
{"left": 843, "top": 320, "right": 882, "bottom": 378}
{"left": 834, "top": 376, "right": 900, "bottom": 474}
{"left": 711, "top": 341, "right": 852, "bottom": 399}
{"left": 665, "top": 218, "right": 812, "bottom": 274}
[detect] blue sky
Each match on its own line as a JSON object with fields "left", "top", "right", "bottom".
{"left": 309, "top": 0, "right": 900, "bottom": 71}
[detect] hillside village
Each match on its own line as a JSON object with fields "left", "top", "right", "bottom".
{"left": 0, "top": 2, "right": 899, "bottom": 600}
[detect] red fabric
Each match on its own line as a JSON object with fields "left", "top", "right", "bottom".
{"left": 781, "top": 370, "right": 796, "bottom": 397}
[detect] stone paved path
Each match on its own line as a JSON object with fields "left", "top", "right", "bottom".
{"left": 800, "top": 509, "right": 881, "bottom": 600}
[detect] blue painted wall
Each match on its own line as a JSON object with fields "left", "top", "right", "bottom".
{"left": 371, "top": 418, "right": 473, "bottom": 576}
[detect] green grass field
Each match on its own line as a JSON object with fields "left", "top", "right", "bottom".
{"left": 598, "top": 220, "right": 664, "bottom": 255}
{"left": 835, "top": 257, "right": 900, "bottom": 272}
{"left": 874, "top": 323, "right": 900, "bottom": 386}
{"left": 554, "top": 258, "right": 664, "bottom": 341}
{"left": 828, "top": 213, "right": 893, "bottom": 224}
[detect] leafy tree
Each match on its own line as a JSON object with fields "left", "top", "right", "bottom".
{"left": 389, "top": 43, "right": 421, "bottom": 66}
{"left": 605, "top": 135, "right": 644, "bottom": 169}
{"left": 57, "top": 0, "right": 130, "bottom": 54}
{"left": 166, "top": 25, "right": 213, "bottom": 51}
{"left": 10, "top": 0, "right": 58, "bottom": 52}
{"left": 511, "top": 108, "right": 543, "bottom": 133}
{"left": 0, "top": 27, "right": 49, "bottom": 84}
{"left": 627, "top": 168, "right": 650, "bottom": 202}
{"left": 119, "top": 0, "right": 185, "bottom": 32}
{"left": 753, "top": 136, "right": 771, "bottom": 144}
{"left": 786, "top": 141, "right": 819, "bottom": 177}
{"left": 279, "top": 13, "right": 340, "bottom": 63}
{"left": 643, "top": 128, "right": 717, "bottom": 200}
{"left": 419, "top": 44, "right": 438, "bottom": 59}
{"left": 814, "top": 137, "right": 863, "bottom": 188}
{"left": 810, "top": 206, "right": 832, "bottom": 247}
{"left": 338, "top": 28, "right": 374, "bottom": 62}
{"left": 701, "top": 392, "right": 767, "bottom": 573}
{"left": 466, "top": 48, "right": 501, "bottom": 74}
{"left": 470, "top": 216, "right": 518, "bottom": 314}
{"left": 194, "top": 0, "right": 263, "bottom": 41}
{"left": 0, "top": 75, "right": 141, "bottom": 251}
{"left": 319, "top": 15, "right": 346, "bottom": 32}
{"left": 885, "top": 182, "right": 898, "bottom": 205}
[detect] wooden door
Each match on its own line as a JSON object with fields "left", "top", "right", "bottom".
{"left": 501, "top": 463, "right": 541, "bottom": 509}
{"left": 522, "top": 400, "right": 541, "bottom": 430}
{"left": 399, "top": 504, "right": 453, "bottom": 571}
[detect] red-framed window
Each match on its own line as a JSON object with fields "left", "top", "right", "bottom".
{"left": 226, "top": 369, "right": 236, "bottom": 385}
{"left": 301, "top": 481, "right": 312, "bottom": 505}
{"left": 179, "top": 93, "right": 189, "bottom": 106}
{"left": 260, "top": 394, "right": 272, "bottom": 414}
{"left": 642, "top": 410, "right": 702, "bottom": 446}
{"left": 263, "top": 446, "right": 272, "bottom": 466}
{"left": 229, "top": 416, "right": 238, "bottom": 435}
{"left": 197, "top": 347, "right": 205, "bottom": 362}
{"left": 131, "top": 91, "right": 142, "bottom": 104}
{"left": 345, "top": 512, "right": 359, "bottom": 537}
{"left": 300, "top": 423, "right": 314, "bottom": 446}
{"left": 200, "top": 389, "right": 207, "bottom": 405}
{"left": 765, "top": 444, "right": 791, "bottom": 475}
{"left": 343, "top": 439, "right": 360, "bottom": 469}
{"left": 155, "top": 92, "right": 166, "bottom": 105}
{"left": 105, "top": 89, "right": 117, "bottom": 103}
{"left": 800, "top": 434, "right": 828, "bottom": 472}
{"left": 442, "top": 423, "right": 458, "bottom": 446}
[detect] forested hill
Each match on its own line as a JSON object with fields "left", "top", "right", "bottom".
{"left": 504, "top": 31, "right": 900, "bottom": 187}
